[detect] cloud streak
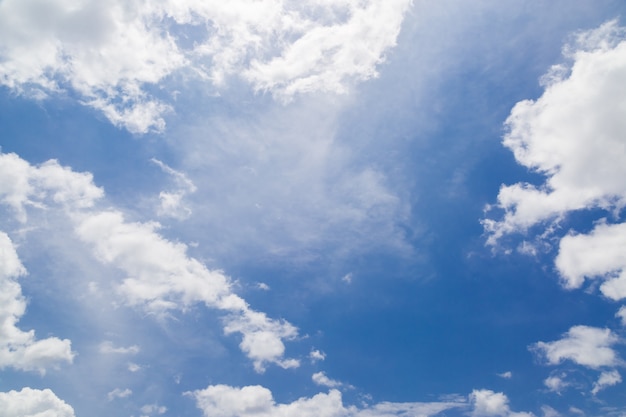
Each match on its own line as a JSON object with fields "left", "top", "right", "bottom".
{"left": 0, "top": 151, "right": 299, "bottom": 372}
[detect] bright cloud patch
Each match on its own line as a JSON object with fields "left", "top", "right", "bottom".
{"left": 469, "top": 389, "right": 533, "bottom": 417}
{"left": 532, "top": 325, "right": 620, "bottom": 369}
{"left": 189, "top": 384, "right": 465, "bottom": 417}
{"left": 0, "top": 232, "right": 74, "bottom": 373}
{"left": 483, "top": 20, "right": 626, "bottom": 300}
{"left": 591, "top": 370, "right": 622, "bottom": 395}
{"left": 555, "top": 221, "right": 626, "bottom": 299}
{"left": 0, "top": 151, "right": 298, "bottom": 372}
{"left": 0, "top": 0, "right": 411, "bottom": 133}
{"left": 0, "top": 387, "right": 75, "bottom": 417}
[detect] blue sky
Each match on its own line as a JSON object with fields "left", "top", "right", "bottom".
{"left": 1, "top": 1, "right": 626, "bottom": 416}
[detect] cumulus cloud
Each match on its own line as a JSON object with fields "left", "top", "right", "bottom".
{"left": 483, "top": 20, "right": 626, "bottom": 241}
{"left": 591, "top": 370, "right": 622, "bottom": 395}
{"left": 312, "top": 372, "right": 343, "bottom": 388}
{"left": 469, "top": 389, "right": 533, "bottom": 417}
{"left": 0, "top": 387, "right": 75, "bottom": 417}
{"left": 555, "top": 221, "right": 626, "bottom": 299}
{"left": 0, "top": 151, "right": 299, "bottom": 372}
{"left": 617, "top": 306, "right": 626, "bottom": 326}
{"left": 0, "top": 0, "right": 411, "bottom": 133}
{"left": 189, "top": 384, "right": 464, "bottom": 417}
{"left": 543, "top": 375, "right": 569, "bottom": 394}
{"left": 532, "top": 325, "right": 621, "bottom": 369}
{"left": 310, "top": 349, "right": 326, "bottom": 362}
{"left": 483, "top": 20, "right": 626, "bottom": 304}
{"left": 0, "top": 231, "right": 74, "bottom": 373}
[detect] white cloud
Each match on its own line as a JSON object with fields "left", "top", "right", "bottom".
{"left": 543, "top": 375, "right": 569, "bottom": 394}
{"left": 591, "top": 370, "right": 622, "bottom": 395}
{"left": 99, "top": 341, "right": 140, "bottom": 355}
{"left": 555, "top": 221, "right": 626, "bottom": 299}
{"left": 497, "top": 371, "right": 512, "bottom": 379}
{"left": 312, "top": 372, "right": 342, "bottom": 388}
{"left": 532, "top": 325, "right": 621, "bottom": 369}
{"left": 0, "top": 0, "right": 411, "bottom": 133}
{"left": 310, "top": 349, "right": 326, "bottom": 362}
{"left": 151, "top": 159, "right": 197, "bottom": 220}
{"left": 141, "top": 403, "right": 167, "bottom": 415}
{"left": 483, "top": 20, "right": 626, "bottom": 303}
{"left": 484, "top": 20, "right": 626, "bottom": 239}
{"left": 540, "top": 406, "right": 560, "bottom": 417}
{"left": 171, "top": 99, "right": 410, "bottom": 262}
{"left": 0, "top": 387, "right": 75, "bottom": 417}
{"left": 189, "top": 384, "right": 464, "bottom": 417}
{"left": 0, "top": 231, "right": 74, "bottom": 373}
{"left": 128, "top": 362, "right": 141, "bottom": 372}
{"left": 469, "top": 389, "right": 533, "bottom": 417}
{"left": 617, "top": 306, "right": 626, "bottom": 326}
{"left": 0, "top": 150, "right": 299, "bottom": 372}
{"left": 0, "top": 152, "right": 103, "bottom": 222}
{"left": 107, "top": 388, "right": 132, "bottom": 401}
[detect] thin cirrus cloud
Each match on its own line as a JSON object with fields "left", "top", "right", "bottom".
{"left": 0, "top": 151, "right": 299, "bottom": 373}
{"left": 0, "top": 0, "right": 411, "bottom": 133}
{"left": 483, "top": 20, "right": 626, "bottom": 300}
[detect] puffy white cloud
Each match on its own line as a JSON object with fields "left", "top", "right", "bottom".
{"left": 310, "top": 349, "right": 326, "bottom": 362}
{"left": 469, "top": 389, "right": 533, "bottom": 417}
{"left": 543, "top": 375, "right": 569, "bottom": 394}
{"left": 312, "top": 372, "right": 343, "bottom": 388}
{"left": 484, "top": 20, "right": 626, "bottom": 243}
{"left": 591, "top": 370, "right": 622, "bottom": 395}
{"left": 0, "top": 152, "right": 103, "bottom": 222}
{"left": 0, "top": 232, "right": 74, "bottom": 373}
{"left": 189, "top": 384, "right": 464, "bottom": 417}
{"left": 532, "top": 325, "right": 621, "bottom": 369}
{"left": 0, "top": 151, "right": 299, "bottom": 372}
{"left": 555, "top": 221, "right": 626, "bottom": 299}
{"left": 483, "top": 20, "right": 626, "bottom": 305}
{"left": 0, "top": 0, "right": 411, "bottom": 132}
{"left": 0, "top": 387, "right": 75, "bottom": 417}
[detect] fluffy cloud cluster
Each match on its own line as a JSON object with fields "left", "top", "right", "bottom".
{"left": 189, "top": 384, "right": 465, "bottom": 417}
{"left": 0, "top": 388, "right": 75, "bottom": 417}
{"left": 0, "top": 0, "right": 411, "bottom": 133}
{"left": 0, "top": 232, "right": 74, "bottom": 373}
{"left": 533, "top": 325, "right": 620, "bottom": 369}
{"left": 483, "top": 20, "right": 626, "bottom": 300}
{"left": 469, "top": 389, "right": 533, "bottom": 417}
{"left": 533, "top": 325, "right": 624, "bottom": 395}
{"left": 0, "top": 151, "right": 298, "bottom": 372}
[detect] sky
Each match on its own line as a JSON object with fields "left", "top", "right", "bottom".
{"left": 1, "top": 1, "right": 626, "bottom": 416}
